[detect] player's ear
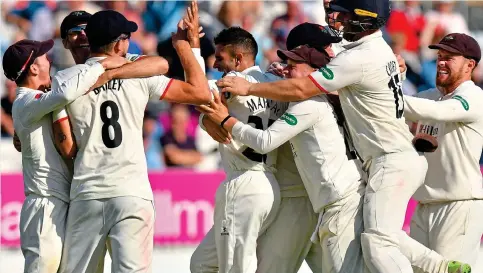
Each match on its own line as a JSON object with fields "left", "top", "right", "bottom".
{"left": 62, "top": 39, "right": 70, "bottom": 50}
{"left": 467, "top": 58, "right": 476, "bottom": 73}
{"left": 235, "top": 53, "right": 243, "bottom": 66}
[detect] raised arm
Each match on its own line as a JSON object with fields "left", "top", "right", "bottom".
{"left": 52, "top": 108, "right": 77, "bottom": 159}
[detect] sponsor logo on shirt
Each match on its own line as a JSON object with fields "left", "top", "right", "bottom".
{"left": 453, "top": 95, "right": 469, "bottom": 111}
{"left": 34, "top": 93, "right": 43, "bottom": 99}
{"left": 319, "top": 66, "right": 334, "bottom": 80}
{"left": 280, "top": 113, "right": 297, "bottom": 126}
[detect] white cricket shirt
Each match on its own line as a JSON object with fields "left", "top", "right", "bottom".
{"left": 404, "top": 81, "right": 483, "bottom": 203}
{"left": 308, "top": 31, "right": 415, "bottom": 164}
{"left": 231, "top": 95, "right": 363, "bottom": 213}
{"left": 12, "top": 62, "right": 106, "bottom": 202}
{"left": 203, "top": 66, "right": 278, "bottom": 174}
{"left": 67, "top": 57, "right": 173, "bottom": 201}
{"left": 268, "top": 99, "right": 306, "bottom": 197}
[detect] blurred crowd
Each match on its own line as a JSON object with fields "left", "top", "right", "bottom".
{"left": 2, "top": 0, "right": 483, "bottom": 171}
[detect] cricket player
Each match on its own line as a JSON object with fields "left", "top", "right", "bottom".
{"left": 215, "top": 0, "right": 470, "bottom": 272}
{"left": 58, "top": 6, "right": 211, "bottom": 273}
{"left": 257, "top": 23, "right": 342, "bottom": 273}
{"left": 190, "top": 27, "right": 281, "bottom": 273}
{"left": 2, "top": 39, "right": 125, "bottom": 273}
{"left": 200, "top": 42, "right": 366, "bottom": 273}
{"left": 401, "top": 33, "right": 483, "bottom": 272}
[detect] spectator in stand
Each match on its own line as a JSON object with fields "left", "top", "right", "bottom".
{"left": 386, "top": 1, "right": 426, "bottom": 75}
{"left": 143, "top": 110, "right": 165, "bottom": 170}
{"left": 1, "top": 79, "right": 16, "bottom": 137}
{"left": 420, "top": 0, "right": 469, "bottom": 61}
{"left": 161, "top": 104, "right": 202, "bottom": 168}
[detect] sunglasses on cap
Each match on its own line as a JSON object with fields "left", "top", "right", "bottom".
{"left": 67, "top": 24, "right": 86, "bottom": 35}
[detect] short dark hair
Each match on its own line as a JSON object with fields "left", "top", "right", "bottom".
{"left": 214, "top": 27, "right": 258, "bottom": 59}
{"left": 90, "top": 42, "right": 116, "bottom": 54}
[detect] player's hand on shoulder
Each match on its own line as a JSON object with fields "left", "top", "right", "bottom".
{"left": 99, "top": 56, "right": 128, "bottom": 70}
{"left": 266, "top": 62, "right": 287, "bottom": 78}
{"left": 216, "top": 76, "right": 252, "bottom": 96}
{"left": 395, "top": 54, "right": 407, "bottom": 74}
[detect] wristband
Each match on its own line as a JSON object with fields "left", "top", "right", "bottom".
{"left": 220, "top": 115, "right": 232, "bottom": 129}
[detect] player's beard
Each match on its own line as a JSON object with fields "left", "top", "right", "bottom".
{"left": 436, "top": 66, "right": 462, "bottom": 89}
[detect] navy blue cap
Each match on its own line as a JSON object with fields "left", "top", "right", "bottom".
{"left": 330, "top": 0, "right": 391, "bottom": 20}
{"left": 60, "top": 11, "right": 91, "bottom": 39}
{"left": 286, "top": 23, "right": 342, "bottom": 52}
{"left": 85, "top": 10, "right": 137, "bottom": 48}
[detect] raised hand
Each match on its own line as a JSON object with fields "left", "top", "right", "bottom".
{"left": 183, "top": 0, "right": 205, "bottom": 48}
{"left": 171, "top": 19, "right": 189, "bottom": 49}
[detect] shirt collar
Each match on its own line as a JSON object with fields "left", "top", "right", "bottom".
{"left": 343, "top": 31, "right": 383, "bottom": 50}
{"left": 16, "top": 86, "right": 39, "bottom": 96}
{"left": 85, "top": 56, "right": 107, "bottom": 65}
{"left": 241, "top": 66, "right": 262, "bottom": 74}
{"left": 440, "top": 80, "right": 475, "bottom": 98}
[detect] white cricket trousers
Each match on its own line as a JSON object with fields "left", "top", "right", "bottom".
{"left": 20, "top": 195, "right": 68, "bottom": 273}
{"left": 410, "top": 199, "right": 483, "bottom": 272}
{"left": 316, "top": 183, "right": 367, "bottom": 273}
{"left": 256, "top": 192, "right": 322, "bottom": 273}
{"left": 190, "top": 170, "right": 280, "bottom": 273}
{"left": 361, "top": 151, "right": 428, "bottom": 273}
{"left": 59, "top": 196, "right": 155, "bottom": 273}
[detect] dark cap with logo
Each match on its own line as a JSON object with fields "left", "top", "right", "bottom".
{"left": 429, "top": 33, "right": 481, "bottom": 64}
{"left": 329, "top": 0, "right": 391, "bottom": 20}
{"left": 60, "top": 10, "right": 91, "bottom": 39}
{"left": 286, "top": 23, "right": 342, "bottom": 52}
{"left": 3, "top": 39, "right": 54, "bottom": 82}
{"left": 277, "top": 45, "right": 331, "bottom": 68}
{"left": 85, "top": 10, "right": 138, "bottom": 48}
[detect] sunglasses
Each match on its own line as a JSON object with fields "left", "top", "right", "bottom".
{"left": 14, "top": 50, "right": 34, "bottom": 81}
{"left": 67, "top": 25, "right": 86, "bottom": 35}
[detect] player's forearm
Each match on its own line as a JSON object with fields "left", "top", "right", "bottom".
{"left": 0, "top": 110, "right": 15, "bottom": 136}
{"left": 247, "top": 77, "right": 320, "bottom": 102}
{"left": 52, "top": 120, "right": 77, "bottom": 159}
{"left": 109, "top": 56, "right": 169, "bottom": 79}
{"left": 230, "top": 121, "right": 282, "bottom": 154}
{"left": 174, "top": 42, "right": 210, "bottom": 101}
{"left": 404, "top": 96, "right": 476, "bottom": 123}
{"left": 184, "top": 48, "right": 206, "bottom": 79}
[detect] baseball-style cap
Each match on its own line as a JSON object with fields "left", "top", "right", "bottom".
{"left": 330, "top": 0, "right": 391, "bottom": 20}
{"left": 277, "top": 45, "right": 331, "bottom": 68}
{"left": 286, "top": 23, "right": 342, "bottom": 52}
{"left": 2, "top": 39, "right": 54, "bottom": 82}
{"left": 85, "top": 10, "right": 138, "bottom": 48}
{"left": 429, "top": 33, "right": 481, "bottom": 64}
{"left": 60, "top": 10, "right": 91, "bottom": 39}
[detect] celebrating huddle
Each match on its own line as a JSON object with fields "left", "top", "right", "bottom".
{"left": 3, "top": 0, "right": 482, "bottom": 272}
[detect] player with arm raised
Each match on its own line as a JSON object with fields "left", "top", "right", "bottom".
{"left": 189, "top": 26, "right": 281, "bottom": 273}
{"left": 58, "top": 6, "right": 210, "bottom": 273}
{"left": 200, "top": 41, "right": 366, "bottom": 273}
{"left": 216, "top": 0, "right": 470, "bottom": 272}
{"left": 400, "top": 33, "right": 482, "bottom": 273}
{"left": 2, "top": 39, "right": 125, "bottom": 273}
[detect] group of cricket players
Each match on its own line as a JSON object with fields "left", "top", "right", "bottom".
{"left": 2, "top": 0, "right": 482, "bottom": 272}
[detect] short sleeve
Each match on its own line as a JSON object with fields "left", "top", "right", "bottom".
{"left": 147, "top": 75, "right": 174, "bottom": 100}
{"left": 308, "top": 52, "right": 363, "bottom": 93}
{"left": 52, "top": 108, "right": 69, "bottom": 124}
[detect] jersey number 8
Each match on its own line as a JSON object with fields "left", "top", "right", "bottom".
{"left": 242, "top": 116, "right": 275, "bottom": 163}
{"left": 388, "top": 74, "right": 404, "bottom": 119}
{"left": 100, "top": 100, "right": 123, "bottom": 148}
